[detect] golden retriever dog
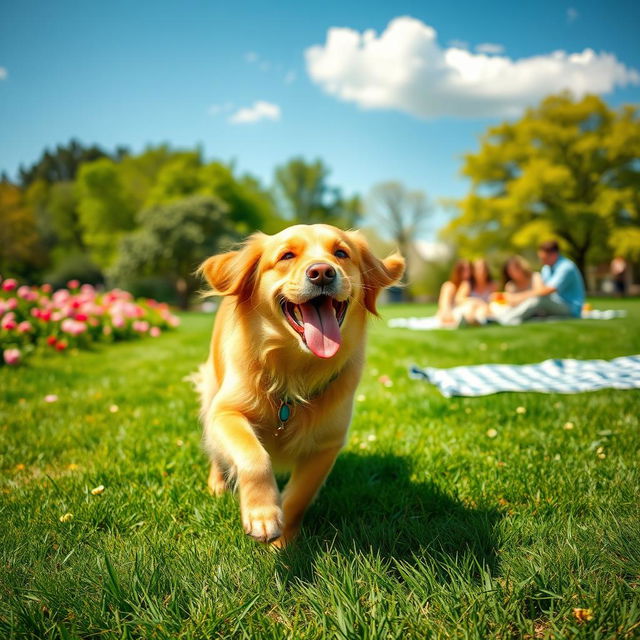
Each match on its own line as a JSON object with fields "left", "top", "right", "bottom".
{"left": 195, "top": 224, "right": 404, "bottom": 547}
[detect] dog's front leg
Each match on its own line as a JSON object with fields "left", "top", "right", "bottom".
{"left": 273, "top": 445, "right": 342, "bottom": 548}
{"left": 208, "top": 409, "right": 283, "bottom": 542}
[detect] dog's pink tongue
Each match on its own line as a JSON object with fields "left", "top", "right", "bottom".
{"left": 299, "top": 298, "right": 341, "bottom": 358}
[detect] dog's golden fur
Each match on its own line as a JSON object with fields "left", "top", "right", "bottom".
{"left": 196, "top": 224, "right": 404, "bottom": 546}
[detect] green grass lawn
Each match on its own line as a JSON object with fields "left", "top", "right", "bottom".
{"left": 2, "top": 300, "right": 640, "bottom": 639}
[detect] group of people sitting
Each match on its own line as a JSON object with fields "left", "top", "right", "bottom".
{"left": 437, "top": 240, "right": 586, "bottom": 327}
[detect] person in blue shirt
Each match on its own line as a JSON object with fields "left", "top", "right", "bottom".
{"left": 496, "top": 240, "right": 585, "bottom": 325}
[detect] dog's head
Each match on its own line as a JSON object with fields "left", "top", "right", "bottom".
{"left": 200, "top": 224, "right": 404, "bottom": 359}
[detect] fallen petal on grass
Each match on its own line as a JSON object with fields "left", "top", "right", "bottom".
{"left": 59, "top": 513, "right": 73, "bottom": 523}
{"left": 44, "top": 394, "right": 58, "bottom": 403}
{"left": 573, "top": 608, "right": 594, "bottom": 623}
{"left": 486, "top": 428, "right": 498, "bottom": 438}
{"left": 91, "top": 485, "right": 105, "bottom": 495}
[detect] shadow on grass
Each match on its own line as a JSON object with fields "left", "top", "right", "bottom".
{"left": 277, "top": 451, "right": 502, "bottom": 584}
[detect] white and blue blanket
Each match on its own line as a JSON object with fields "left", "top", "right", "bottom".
{"left": 410, "top": 354, "right": 640, "bottom": 397}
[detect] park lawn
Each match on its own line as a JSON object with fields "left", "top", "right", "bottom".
{"left": 1, "top": 300, "right": 639, "bottom": 639}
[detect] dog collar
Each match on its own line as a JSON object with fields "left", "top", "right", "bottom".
{"left": 273, "top": 369, "right": 343, "bottom": 436}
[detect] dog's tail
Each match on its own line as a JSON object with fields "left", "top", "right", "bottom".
{"left": 184, "top": 361, "right": 217, "bottom": 420}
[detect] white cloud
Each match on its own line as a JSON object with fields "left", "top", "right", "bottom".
{"left": 244, "top": 51, "right": 259, "bottom": 63}
{"left": 0, "top": 67, "right": 7, "bottom": 80}
{"left": 284, "top": 70, "right": 296, "bottom": 84}
{"left": 567, "top": 8, "right": 579, "bottom": 23}
{"left": 305, "top": 16, "right": 640, "bottom": 119}
{"left": 228, "top": 101, "right": 281, "bottom": 124}
{"left": 475, "top": 42, "right": 505, "bottom": 55}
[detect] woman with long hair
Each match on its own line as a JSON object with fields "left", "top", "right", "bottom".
{"left": 437, "top": 259, "right": 473, "bottom": 325}
{"left": 502, "top": 255, "right": 543, "bottom": 293}
{"left": 459, "top": 259, "right": 497, "bottom": 325}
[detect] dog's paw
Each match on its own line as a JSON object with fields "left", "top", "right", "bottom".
{"left": 242, "top": 505, "right": 283, "bottom": 543}
{"left": 270, "top": 524, "right": 300, "bottom": 549}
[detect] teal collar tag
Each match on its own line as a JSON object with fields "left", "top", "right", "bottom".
{"left": 275, "top": 399, "right": 292, "bottom": 436}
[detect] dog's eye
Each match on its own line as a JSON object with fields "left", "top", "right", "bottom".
{"left": 280, "top": 251, "right": 295, "bottom": 261}
{"left": 334, "top": 249, "right": 349, "bottom": 259}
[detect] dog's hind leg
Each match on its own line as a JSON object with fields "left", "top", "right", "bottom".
{"left": 207, "top": 458, "right": 228, "bottom": 496}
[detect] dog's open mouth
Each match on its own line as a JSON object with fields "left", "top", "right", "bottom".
{"left": 280, "top": 295, "right": 348, "bottom": 359}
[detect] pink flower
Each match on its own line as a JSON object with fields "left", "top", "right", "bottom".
{"left": 149, "top": 327, "right": 161, "bottom": 337}
{"left": 67, "top": 280, "right": 80, "bottom": 290}
{"left": 41, "top": 283, "right": 52, "bottom": 294}
{"left": 44, "top": 394, "right": 58, "bottom": 403}
{"left": 17, "top": 285, "right": 35, "bottom": 301}
{"left": 2, "top": 278, "right": 17, "bottom": 292}
{"left": 167, "top": 315, "right": 180, "bottom": 327}
{"left": 74, "top": 313, "right": 88, "bottom": 322}
{"left": 3, "top": 348, "right": 21, "bottom": 365}
{"left": 1, "top": 313, "right": 17, "bottom": 331}
{"left": 6, "top": 298, "right": 17, "bottom": 310}
{"left": 61, "top": 318, "right": 87, "bottom": 336}
{"left": 133, "top": 320, "right": 149, "bottom": 333}
{"left": 112, "top": 315, "right": 125, "bottom": 328}
{"left": 17, "top": 321, "right": 33, "bottom": 333}
{"left": 0, "top": 301, "right": 6, "bottom": 315}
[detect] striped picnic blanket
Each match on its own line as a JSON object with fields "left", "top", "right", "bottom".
{"left": 389, "top": 309, "right": 626, "bottom": 331}
{"left": 410, "top": 354, "right": 640, "bottom": 397}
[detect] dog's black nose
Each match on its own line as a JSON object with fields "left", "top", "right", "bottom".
{"left": 306, "top": 263, "right": 336, "bottom": 287}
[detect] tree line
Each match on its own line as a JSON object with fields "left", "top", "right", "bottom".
{"left": 2, "top": 92, "right": 639, "bottom": 304}
{"left": 0, "top": 145, "right": 364, "bottom": 307}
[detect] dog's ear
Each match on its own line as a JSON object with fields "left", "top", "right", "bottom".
{"left": 349, "top": 231, "right": 405, "bottom": 315}
{"left": 198, "top": 233, "right": 265, "bottom": 302}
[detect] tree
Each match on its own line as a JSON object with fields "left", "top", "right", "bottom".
{"left": 18, "top": 139, "right": 121, "bottom": 187}
{"left": 0, "top": 182, "right": 47, "bottom": 278}
{"left": 110, "top": 196, "right": 238, "bottom": 308}
{"left": 368, "top": 181, "right": 432, "bottom": 299}
{"left": 75, "top": 158, "right": 136, "bottom": 267}
{"left": 273, "top": 157, "right": 361, "bottom": 227}
{"left": 444, "top": 93, "right": 640, "bottom": 275}
{"left": 146, "top": 153, "right": 281, "bottom": 233}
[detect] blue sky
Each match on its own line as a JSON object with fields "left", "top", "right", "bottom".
{"left": 1, "top": 1, "right": 639, "bottom": 236}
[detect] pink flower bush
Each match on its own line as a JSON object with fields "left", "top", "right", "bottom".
{"left": 2, "top": 278, "right": 18, "bottom": 292}
{"left": 3, "top": 348, "right": 21, "bottom": 365}
{"left": 0, "top": 275, "right": 180, "bottom": 366}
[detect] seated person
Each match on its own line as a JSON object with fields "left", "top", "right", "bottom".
{"left": 502, "top": 255, "right": 543, "bottom": 293}
{"left": 437, "top": 259, "right": 472, "bottom": 325}
{"left": 458, "top": 258, "right": 497, "bottom": 325}
{"left": 496, "top": 241, "right": 585, "bottom": 325}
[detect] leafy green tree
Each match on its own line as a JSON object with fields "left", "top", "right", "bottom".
{"left": 146, "top": 153, "right": 280, "bottom": 233}
{"left": 18, "top": 139, "right": 123, "bottom": 187}
{"left": 111, "top": 195, "right": 238, "bottom": 308}
{"left": 0, "top": 182, "right": 47, "bottom": 278}
{"left": 444, "top": 93, "right": 640, "bottom": 275}
{"left": 368, "top": 181, "right": 432, "bottom": 299}
{"left": 273, "top": 157, "right": 361, "bottom": 227}
{"left": 75, "top": 158, "right": 136, "bottom": 267}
